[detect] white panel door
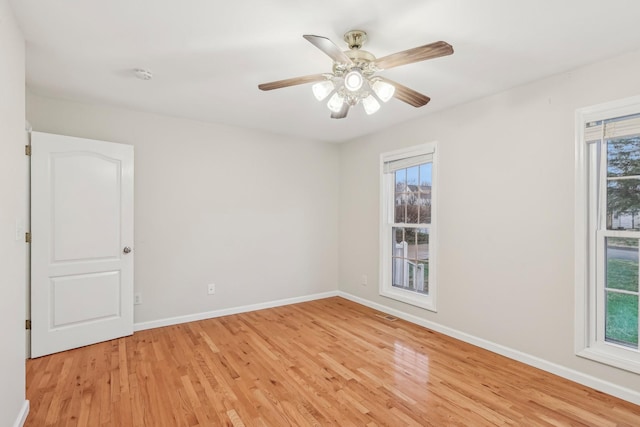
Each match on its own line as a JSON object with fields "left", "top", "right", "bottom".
{"left": 31, "top": 132, "right": 134, "bottom": 358}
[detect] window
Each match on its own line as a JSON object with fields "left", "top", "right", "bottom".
{"left": 576, "top": 96, "right": 640, "bottom": 373}
{"left": 380, "top": 143, "right": 437, "bottom": 311}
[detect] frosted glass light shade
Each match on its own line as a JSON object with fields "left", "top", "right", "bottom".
{"left": 362, "top": 95, "right": 380, "bottom": 115}
{"left": 372, "top": 80, "right": 395, "bottom": 102}
{"left": 344, "top": 70, "right": 364, "bottom": 92}
{"left": 312, "top": 80, "right": 334, "bottom": 101}
{"left": 327, "top": 92, "right": 345, "bottom": 113}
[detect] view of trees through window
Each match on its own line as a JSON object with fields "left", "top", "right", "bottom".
{"left": 607, "top": 136, "right": 640, "bottom": 230}
{"left": 605, "top": 135, "right": 640, "bottom": 348}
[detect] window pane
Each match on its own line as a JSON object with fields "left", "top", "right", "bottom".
{"left": 406, "top": 228, "right": 419, "bottom": 259}
{"left": 395, "top": 170, "right": 407, "bottom": 223}
{"left": 415, "top": 229, "right": 429, "bottom": 295}
{"left": 419, "top": 164, "right": 432, "bottom": 224}
{"left": 605, "top": 291, "right": 638, "bottom": 348}
{"left": 606, "top": 238, "right": 639, "bottom": 292}
{"left": 406, "top": 228, "right": 429, "bottom": 258}
{"left": 405, "top": 166, "right": 419, "bottom": 224}
{"left": 392, "top": 227, "right": 407, "bottom": 289}
{"left": 392, "top": 227, "right": 429, "bottom": 295}
{"left": 395, "top": 198, "right": 407, "bottom": 223}
{"left": 395, "top": 169, "right": 406, "bottom": 186}
{"left": 417, "top": 260, "right": 429, "bottom": 294}
{"left": 607, "top": 179, "right": 640, "bottom": 230}
{"left": 605, "top": 237, "right": 639, "bottom": 349}
{"left": 406, "top": 166, "right": 419, "bottom": 185}
{"left": 419, "top": 203, "right": 431, "bottom": 224}
{"left": 406, "top": 197, "right": 419, "bottom": 223}
{"left": 419, "top": 163, "right": 432, "bottom": 186}
{"left": 607, "top": 137, "right": 640, "bottom": 177}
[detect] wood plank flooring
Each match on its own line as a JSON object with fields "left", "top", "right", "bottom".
{"left": 26, "top": 297, "right": 640, "bottom": 426}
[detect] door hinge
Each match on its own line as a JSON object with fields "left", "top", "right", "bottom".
{"left": 25, "top": 232, "right": 31, "bottom": 243}
{"left": 26, "top": 319, "right": 31, "bottom": 330}
{"left": 25, "top": 145, "right": 31, "bottom": 156}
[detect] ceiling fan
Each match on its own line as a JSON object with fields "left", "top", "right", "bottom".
{"left": 258, "top": 30, "right": 454, "bottom": 119}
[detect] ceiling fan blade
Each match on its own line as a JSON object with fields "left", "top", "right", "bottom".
{"left": 374, "top": 41, "right": 453, "bottom": 71}
{"left": 258, "top": 74, "right": 327, "bottom": 91}
{"left": 378, "top": 77, "right": 430, "bottom": 107}
{"left": 303, "top": 35, "right": 354, "bottom": 65}
{"left": 330, "top": 103, "right": 350, "bottom": 119}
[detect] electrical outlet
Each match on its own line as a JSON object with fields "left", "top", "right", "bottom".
{"left": 134, "top": 293, "right": 142, "bottom": 305}
{"left": 361, "top": 274, "right": 368, "bottom": 286}
{"left": 208, "top": 283, "right": 216, "bottom": 295}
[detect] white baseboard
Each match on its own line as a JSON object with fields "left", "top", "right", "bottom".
{"left": 134, "top": 291, "right": 339, "bottom": 332}
{"left": 338, "top": 291, "right": 640, "bottom": 406}
{"left": 12, "top": 400, "right": 29, "bottom": 427}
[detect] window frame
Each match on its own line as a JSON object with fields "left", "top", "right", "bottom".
{"left": 575, "top": 95, "right": 640, "bottom": 373}
{"left": 380, "top": 142, "right": 438, "bottom": 311}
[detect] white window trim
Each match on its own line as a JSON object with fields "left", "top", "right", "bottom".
{"left": 379, "top": 142, "right": 438, "bottom": 311}
{"left": 575, "top": 95, "right": 640, "bottom": 374}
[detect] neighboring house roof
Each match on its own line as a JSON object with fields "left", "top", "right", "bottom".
{"left": 395, "top": 184, "right": 432, "bottom": 206}
{"left": 396, "top": 183, "right": 431, "bottom": 193}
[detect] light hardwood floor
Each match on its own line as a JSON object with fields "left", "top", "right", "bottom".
{"left": 26, "top": 297, "right": 640, "bottom": 426}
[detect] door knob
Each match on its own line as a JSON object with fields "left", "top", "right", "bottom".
{"left": 123, "top": 246, "right": 132, "bottom": 254}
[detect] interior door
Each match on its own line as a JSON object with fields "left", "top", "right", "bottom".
{"left": 30, "top": 131, "right": 134, "bottom": 358}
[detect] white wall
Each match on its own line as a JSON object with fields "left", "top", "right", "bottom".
{"left": 339, "top": 49, "right": 640, "bottom": 394}
{"left": 0, "top": 0, "right": 27, "bottom": 425}
{"left": 27, "top": 95, "right": 340, "bottom": 324}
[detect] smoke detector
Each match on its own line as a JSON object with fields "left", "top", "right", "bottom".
{"left": 134, "top": 68, "right": 153, "bottom": 81}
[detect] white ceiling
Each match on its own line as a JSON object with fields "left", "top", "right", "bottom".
{"left": 11, "top": 0, "right": 640, "bottom": 143}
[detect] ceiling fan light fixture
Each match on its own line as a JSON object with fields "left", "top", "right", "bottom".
{"left": 258, "top": 31, "right": 453, "bottom": 119}
{"left": 312, "top": 80, "right": 334, "bottom": 101}
{"left": 327, "top": 92, "right": 345, "bottom": 113}
{"left": 344, "top": 70, "right": 364, "bottom": 92}
{"left": 372, "top": 80, "right": 395, "bottom": 103}
{"left": 362, "top": 95, "right": 381, "bottom": 115}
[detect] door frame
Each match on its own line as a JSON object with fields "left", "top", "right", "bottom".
{"left": 25, "top": 122, "right": 31, "bottom": 359}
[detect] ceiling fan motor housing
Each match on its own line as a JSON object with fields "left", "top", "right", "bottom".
{"left": 344, "top": 30, "right": 367, "bottom": 50}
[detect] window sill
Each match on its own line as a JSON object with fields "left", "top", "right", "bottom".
{"left": 380, "top": 287, "right": 437, "bottom": 312}
{"left": 577, "top": 346, "right": 640, "bottom": 374}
